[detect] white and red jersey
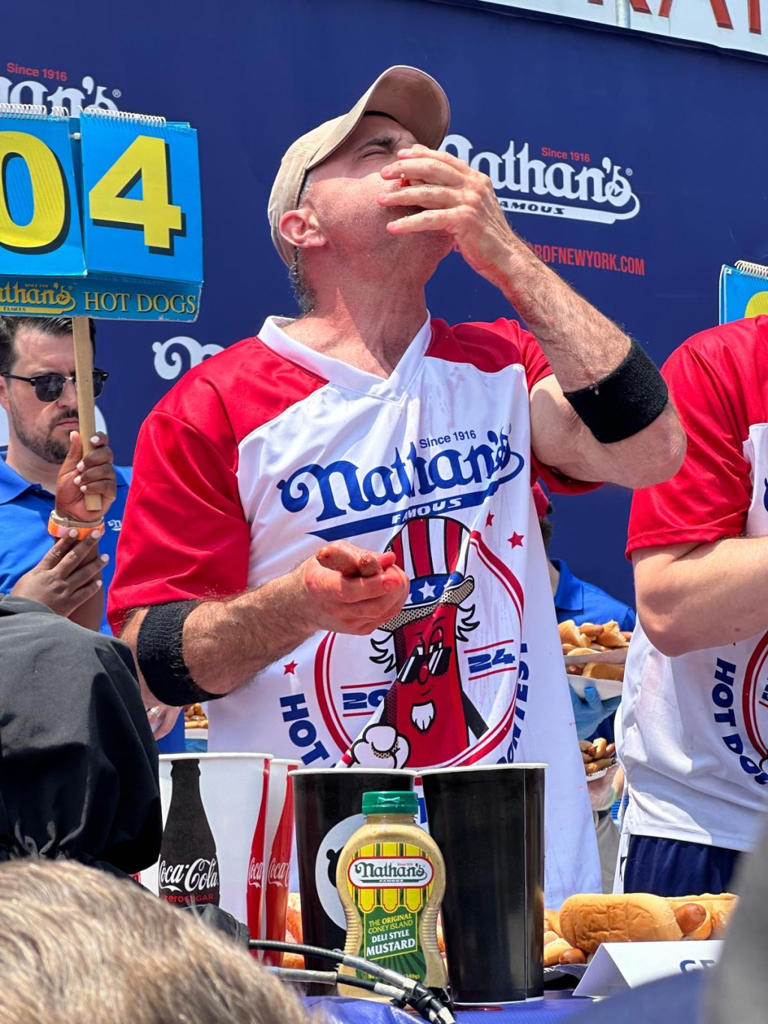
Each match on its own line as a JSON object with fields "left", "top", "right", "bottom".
{"left": 110, "top": 314, "right": 600, "bottom": 906}
{"left": 621, "top": 316, "right": 768, "bottom": 852}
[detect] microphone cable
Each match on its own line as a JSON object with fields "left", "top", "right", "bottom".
{"left": 248, "top": 938, "right": 455, "bottom": 1024}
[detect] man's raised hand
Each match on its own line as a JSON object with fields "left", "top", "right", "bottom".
{"left": 379, "top": 144, "right": 516, "bottom": 285}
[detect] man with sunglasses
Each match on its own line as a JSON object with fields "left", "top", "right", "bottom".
{"left": 0, "top": 316, "right": 122, "bottom": 634}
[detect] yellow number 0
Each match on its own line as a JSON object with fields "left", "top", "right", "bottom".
{"left": 0, "top": 131, "right": 68, "bottom": 253}
{"left": 89, "top": 135, "right": 183, "bottom": 252}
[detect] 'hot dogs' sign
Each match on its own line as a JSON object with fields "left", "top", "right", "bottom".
{"left": 0, "top": 107, "right": 202, "bottom": 321}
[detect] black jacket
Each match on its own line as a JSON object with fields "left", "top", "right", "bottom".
{"left": 0, "top": 596, "right": 161, "bottom": 875}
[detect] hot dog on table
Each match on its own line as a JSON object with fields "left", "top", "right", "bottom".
{"left": 279, "top": 891, "right": 737, "bottom": 969}
{"left": 544, "top": 893, "right": 737, "bottom": 965}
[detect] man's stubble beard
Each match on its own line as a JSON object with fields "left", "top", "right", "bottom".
{"left": 13, "top": 410, "right": 74, "bottom": 465}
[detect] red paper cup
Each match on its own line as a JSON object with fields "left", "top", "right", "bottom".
{"left": 262, "top": 758, "right": 299, "bottom": 964}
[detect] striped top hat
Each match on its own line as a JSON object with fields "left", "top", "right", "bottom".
{"left": 380, "top": 516, "right": 475, "bottom": 632}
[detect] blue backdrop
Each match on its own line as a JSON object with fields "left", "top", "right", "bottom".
{"left": 4, "top": 0, "right": 767, "bottom": 606}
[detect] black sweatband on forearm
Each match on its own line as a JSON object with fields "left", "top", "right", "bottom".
{"left": 136, "top": 600, "right": 221, "bottom": 706}
{"left": 562, "top": 338, "right": 669, "bottom": 444}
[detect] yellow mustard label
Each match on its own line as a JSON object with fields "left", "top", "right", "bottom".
{"left": 343, "top": 839, "right": 434, "bottom": 980}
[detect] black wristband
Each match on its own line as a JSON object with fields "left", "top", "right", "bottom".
{"left": 136, "top": 601, "right": 220, "bottom": 706}
{"left": 563, "top": 339, "right": 669, "bottom": 444}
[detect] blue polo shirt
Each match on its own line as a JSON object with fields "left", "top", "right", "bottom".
{"left": 552, "top": 557, "right": 636, "bottom": 748}
{"left": 551, "top": 557, "right": 636, "bottom": 633}
{"left": 0, "top": 451, "right": 185, "bottom": 753}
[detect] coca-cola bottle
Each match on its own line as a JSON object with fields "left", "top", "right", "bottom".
{"left": 263, "top": 764, "right": 297, "bottom": 966}
{"left": 158, "top": 758, "right": 220, "bottom": 907}
{"left": 246, "top": 760, "right": 271, "bottom": 944}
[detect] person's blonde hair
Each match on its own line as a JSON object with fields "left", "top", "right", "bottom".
{"left": 0, "top": 858, "right": 312, "bottom": 1024}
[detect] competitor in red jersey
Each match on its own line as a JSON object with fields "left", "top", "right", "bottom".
{"left": 620, "top": 316, "right": 768, "bottom": 896}
{"left": 109, "top": 67, "right": 683, "bottom": 905}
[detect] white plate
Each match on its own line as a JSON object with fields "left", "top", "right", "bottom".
{"left": 568, "top": 677, "right": 622, "bottom": 701}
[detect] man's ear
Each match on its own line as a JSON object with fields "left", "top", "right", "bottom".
{"left": 279, "top": 207, "right": 326, "bottom": 253}
{"left": 0, "top": 375, "right": 9, "bottom": 413}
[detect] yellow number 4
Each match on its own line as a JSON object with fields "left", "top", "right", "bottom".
{"left": 89, "top": 134, "right": 183, "bottom": 253}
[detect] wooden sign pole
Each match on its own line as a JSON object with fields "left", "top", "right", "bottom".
{"left": 72, "top": 314, "right": 101, "bottom": 513}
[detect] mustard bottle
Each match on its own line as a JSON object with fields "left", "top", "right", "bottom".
{"left": 336, "top": 790, "right": 447, "bottom": 997}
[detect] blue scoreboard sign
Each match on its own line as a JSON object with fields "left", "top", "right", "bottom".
{"left": 720, "top": 262, "right": 768, "bottom": 324}
{"left": 0, "top": 108, "right": 202, "bottom": 320}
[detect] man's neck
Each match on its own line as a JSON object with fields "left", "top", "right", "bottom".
{"left": 282, "top": 274, "right": 429, "bottom": 377}
{"left": 4, "top": 440, "right": 59, "bottom": 494}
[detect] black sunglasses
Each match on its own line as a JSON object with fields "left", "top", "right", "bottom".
{"left": 396, "top": 644, "right": 453, "bottom": 685}
{"left": 2, "top": 369, "right": 109, "bottom": 403}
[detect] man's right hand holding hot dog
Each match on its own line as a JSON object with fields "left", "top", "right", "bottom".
{"left": 120, "top": 540, "right": 409, "bottom": 738}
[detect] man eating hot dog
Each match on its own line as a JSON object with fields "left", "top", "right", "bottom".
{"left": 108, "top": 65, "right": 684, "bottom": 907}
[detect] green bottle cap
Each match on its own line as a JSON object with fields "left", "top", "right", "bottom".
{"left": 362, "top": 790, "right": 418, "bottom": 815}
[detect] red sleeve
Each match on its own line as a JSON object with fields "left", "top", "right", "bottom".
{"left": 626, "top": 335, "right": 751, "bottom": 556}
{"left": 438, "top": 317, "right": 554, "bottom": 391}
{"left": 430, "top": 317, "right": 599, "bottom": 495}
{"left": 107, "top": 378, "right": 250, "bottom": 635}
{"left": 442, "top": 316, "right": 601, "bottom": 496}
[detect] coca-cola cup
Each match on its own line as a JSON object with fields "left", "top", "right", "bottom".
{"left": 420, "top": 763, "right": 546, "bottom": 1005}
{"left": 143, "top": 753, "right": 272, "bottom": 925}
{"left": 291, "top": 767, "right": 416, "bottom": 973}
{"left": 260, "top": 758, "right": 298, "bottom": 964}
{"left": 246, "top": 759, "right": 272, "bottom": 944}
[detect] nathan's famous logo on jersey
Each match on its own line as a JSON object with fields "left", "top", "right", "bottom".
{"left": 711, "top": 651, "right": 768, "bottom": 785}
{"left": 442, "top": 133, "right": 640, "bottom": 226}
{"left": 277, "top": 427, "right": 524, "bottom": 543}
{"left": 2, "top": 62, "right": 121, "bottom": 115}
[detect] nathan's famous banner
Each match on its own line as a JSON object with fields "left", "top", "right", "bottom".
{"left": 3, "top": 0, "right": 767, "bottom": 605}
{"left": 475, "top": 0, "right": 768, "bottom": 58}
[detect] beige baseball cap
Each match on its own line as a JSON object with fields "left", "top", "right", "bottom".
{"left": 268, "top": 65, "right": 450, "bottom": 266}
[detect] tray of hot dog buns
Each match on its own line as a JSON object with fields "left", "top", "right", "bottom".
{"left": 560, "top": 619, "right": 631, "bottom": 700}
{"left": 279, "top": 889, "right": 738, "bottom": 975}
{"left": 579, "top": 737, "right": 616, "bottom": 779}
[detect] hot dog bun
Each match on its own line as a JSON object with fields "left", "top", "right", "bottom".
{"left": 543, "top": 936, "right": 576, "bottom": 966}
{"left": 559, "top": 893, "right": 683, "bottom": 953}
{"left": 596, "top": 621, "right": 629, "bottom": 648}
{"left": 559, "top": 619, "right": 589, "bottom": 647}
{"left": 582, "top": 661, "right": 625, "bottom": 682}
{"left": 286, "top": 891, "right": 303, "bottom": 944}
